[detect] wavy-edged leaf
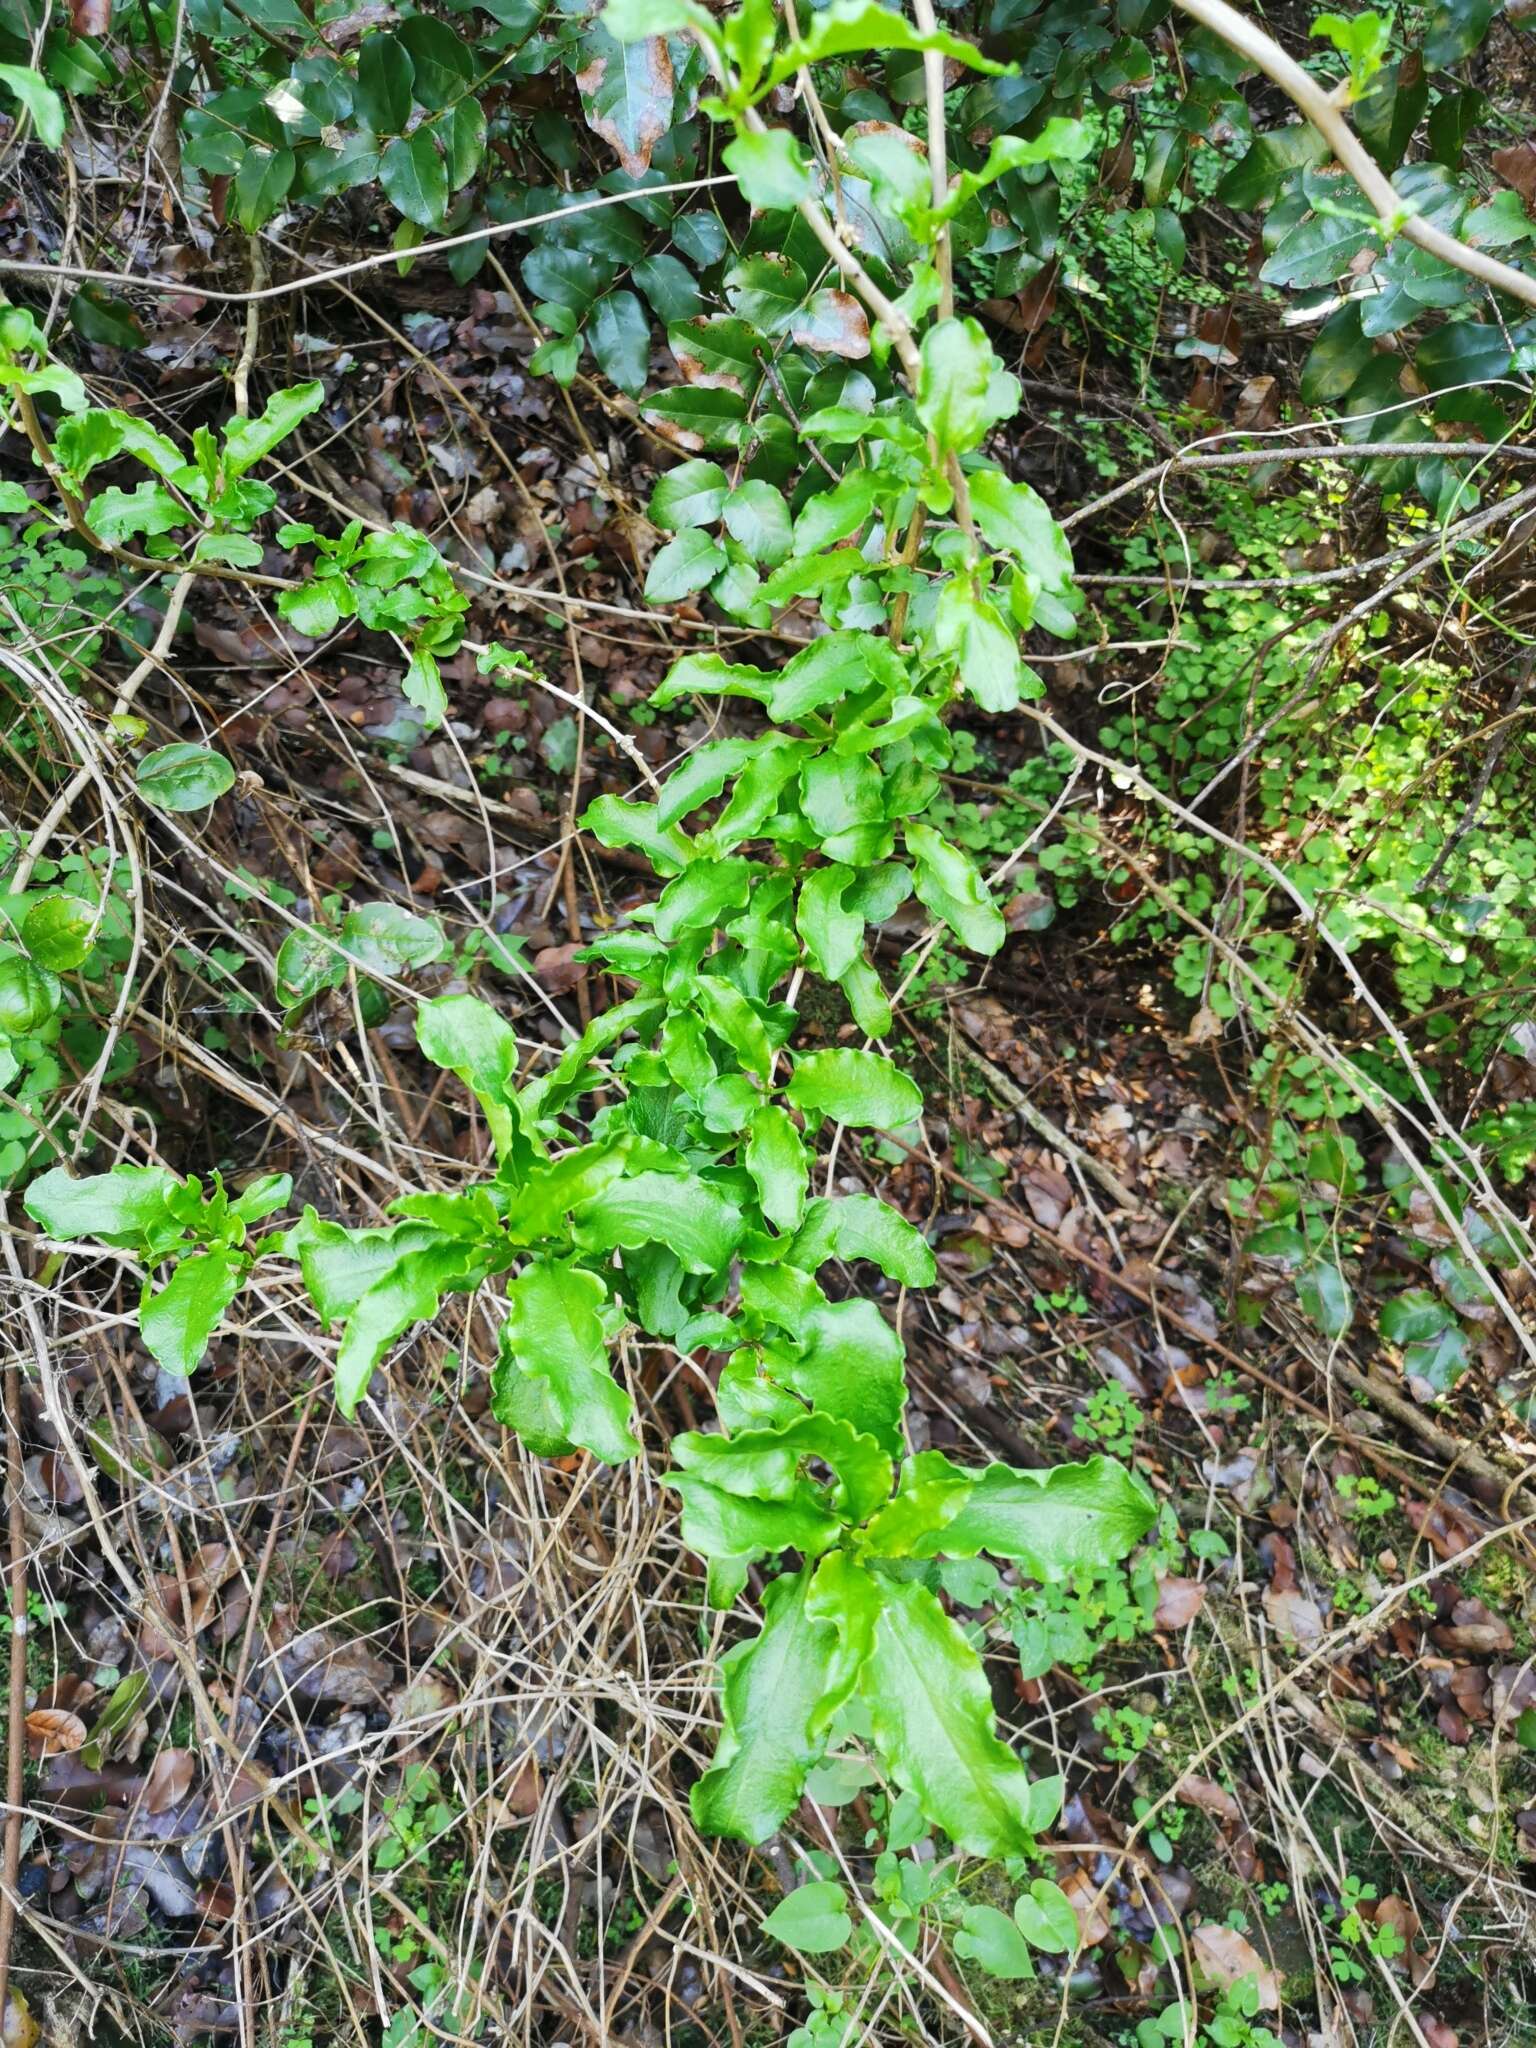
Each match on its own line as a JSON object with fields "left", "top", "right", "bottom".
{"left": 582, "top": 793, "right": 693, "bottom": 877}
{"left": 574, "top": 1168, "right": 744, "bottom": 1275}
{"left": 765, "top": 0, "right": 1009, "bottom": 88}
{"left": 671, "top": 1474, "right": 841, "bottom": 1603}
{"left": 745, "top": 1103, "right": 809, "bottom": 1231}
{"left": 333, "top": 1238, "right": 479, "bottom": 1416}
{"left": 493, "top": 1259, "right": 639, "bottom": 1463}
{"left": 136, "top": 744, "right": 236, "bottom": 812}
{"left": 220, "top": 380, "right": 325, "bottom": 477}
{"left": 645, "top": 527, "right": 726, "bottom": 603}
{"left": 787, "top": 1193, "right": 935, "bottom": 1287}
{"left": 773, "top": 1296, "right": 906, "bottom": 1454}
{"left": 906, "top": 820, "right": 1006, "bottom": 954}
{"left": 860, "top": 1574, "right": 1039, "bottom": 1857}
{"left": 24, "top": 1164, "right": 180, "bottom": 1248}
{"left": 139, "top": 1247, "right": 243, "bottom": 1377}
{"left": 787, "top": 1048, "right": 922, "bottom": 1129}
{"left": 672, "top": 1411, "right": 891, "bottom": 1525}
{"left": 917, "top": 317, "right": 1020, "bottom": 455}
{"left": 416, "top": 992, "right": 519, "bottom": 1162}
{"left": 859, "top": 1448, "right": 972, "bottom": 1555}
{"left": 1298, "top": 1259, "right": 1352, "bottom": 1338}
{"left": 918, "top": 1455, "right": 1156, "bottom": 1577}
{"left": 796, "top": 864, "right": 862, "bottom": 981}
{"left": 691, "top": 1565, "right": 842, "bottom": 1841}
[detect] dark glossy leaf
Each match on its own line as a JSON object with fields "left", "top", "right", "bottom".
{"left": 355, "top": 31, "right": 414, "bottom": 132}
{"left": 1298, "top": 1259, "right": 1353, "bottom": 1338}
{"left": 381, "top": 129, "right": 448, "bottom": 227}
{"left": 396, "top": 14, "right": 473, "bottom": 108}
{"left": 589, "top": 289, "right": 651, "bottom": 396}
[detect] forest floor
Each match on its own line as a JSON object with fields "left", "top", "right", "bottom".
{"left": 5, "top": 149, "right": 1536, "bottom": 2048}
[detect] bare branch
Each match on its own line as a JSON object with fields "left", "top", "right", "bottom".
{"left": 1170, "top": 0, "right": 1536, "bottom": 309}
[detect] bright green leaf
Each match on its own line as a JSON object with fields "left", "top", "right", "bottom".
{"left": 493, "top": 1259, "right": 639, "bottom": 1462}
{"left": 905, "top": 821, "right": 1005, "bottom": 955}
{"left": 692, "top": 1566, "right": 843, "bottom": 1840}
{"left": 860, "top": 1574, "right": 1039, "bottom": 1857}
{"left": 139, "top": 1247, "right": 243, "bottom": 1377}
{"left": 724, "top": 128, "right": 814, "bottom": 210}
{"left": 761, "top": 1881, "right": 852, "bottom": 1954}
{"left": 787, "top": 1049, "right": 922, "bottom": 1129}
{"left": 919, "top": 1455, "right": 1157, "bottom": 1578}
{"left": 1014, "top": 1878, "right": 1079, "bottom": 1955}
{"left": 0, "top": 64, "right": 65, "bottom": 147}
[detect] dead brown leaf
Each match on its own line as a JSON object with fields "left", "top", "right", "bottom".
{"left": 143, "top": 1748, "right": 197, "bottom": 1815}
{"left": 1192, "top": 1921, "right": 1280, "bottom": 2009}
{"left": 1233, "top": 374, "right": 1279, "bottom": 432}
{"left": 25, "top": 1708, "right": 87, "bottom": 1759}
{"left": 1059, "top": 1866, "right": 1111, "bottom": 1946}
{"left": 533, "top": 942, "right": 590, "bottom": 995}
{"left": 1264, "top": 1586, "right": 1325, "bottom": 1649}
{"left": 1175, "top": 1774, "right": 1242, "bottom": 1824}
{"left": 1433, "top": 1596, "right": 1514, "bottom": 1655}
{"left": 1154, "top": 1575, "right": 1206, "bottom": 1630}
{"left": 1494, "top": 142, "right": 1536, "bottom": 209}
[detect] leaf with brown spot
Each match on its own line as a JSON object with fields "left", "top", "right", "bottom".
{"left": 25, "top": 1708, "right": 87, "bottom": 1759}
{"left": 1191, "top": 1922, "right": 1280, "bottom": 2010}
{"left": 789, "top": 290, "right": 871, "bottom": 360}
{"left": 576, "top": 35, "right": 675, "bottom": 178}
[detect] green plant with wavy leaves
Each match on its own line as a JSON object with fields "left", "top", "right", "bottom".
{"left": 10, "top": 0, "right": 1536, "bottom": 1918}
{"left": 2, "top": 0, "right": 1166, "bottom": 1863}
